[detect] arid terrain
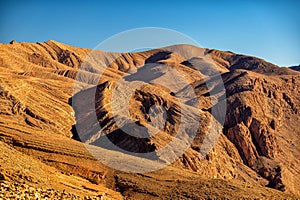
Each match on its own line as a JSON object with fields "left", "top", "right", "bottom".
{"left": 0, "top": 40, "right": 299, "bottom": 199}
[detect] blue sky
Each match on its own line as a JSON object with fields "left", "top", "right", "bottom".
{"left": 0, "top": 0, "right": 299, "bottom": 66}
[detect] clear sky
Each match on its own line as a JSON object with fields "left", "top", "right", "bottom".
{"left": 0, "top": 0, "right": 299, "bottom": 66}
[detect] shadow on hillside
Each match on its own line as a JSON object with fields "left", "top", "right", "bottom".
{"left": 67, "top": 93, "right": 159, "bottom": 161}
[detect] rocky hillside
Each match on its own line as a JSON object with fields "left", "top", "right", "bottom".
{"left": 0, "top": 40, "right": 299, "bottom": 199}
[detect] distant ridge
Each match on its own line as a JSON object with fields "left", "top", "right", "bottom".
{"left": 290, "top": 65, "right": 300, "bottom": 71}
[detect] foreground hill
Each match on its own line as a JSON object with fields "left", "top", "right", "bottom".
{"left": 0, "top": 40, "right": 299, "bottom": 199}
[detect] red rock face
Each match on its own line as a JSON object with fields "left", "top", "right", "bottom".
{"left": 221, "top": 68, "right": 300, "bottom": 193}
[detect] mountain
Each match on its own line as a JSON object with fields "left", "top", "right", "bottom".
{"left": 290, "top": 65, "right": 300, "bottom": 72}
{"left": 0, "top": 40, "right": 299, "bottom": 199}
